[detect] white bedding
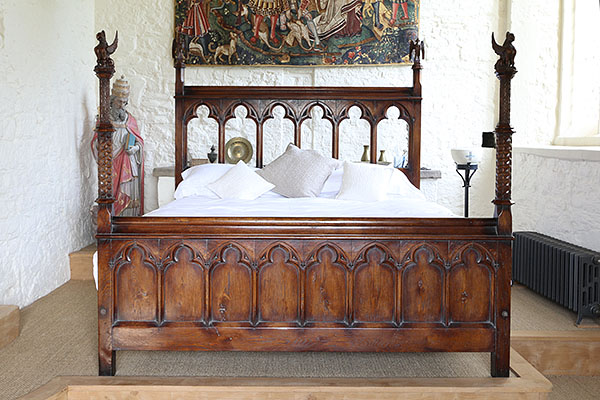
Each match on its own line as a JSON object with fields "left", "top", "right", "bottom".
{"left": 144, "top": 193, "right": 455, "bottom": 218}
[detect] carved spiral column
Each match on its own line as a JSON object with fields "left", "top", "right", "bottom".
{"left": 492, "top": 33, "right": 517, "bottom": 236}
{"left": 94, "top": 31, "right": 118, "bottom": 233}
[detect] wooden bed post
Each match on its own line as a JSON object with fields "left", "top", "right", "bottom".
{"left": 492, "top": 32, "right": 517, "bottom": 235}
{"left": 94, "top": 30, "right": 118, "bottom": 376}
{"left": 409, "top": 39, "right": 424, "bottom": 188}
{"left": 174, "top": 31, "right": 187, "bottom": 187}
{"left": 490, "top": 31, "right": 517, "bottom": 378}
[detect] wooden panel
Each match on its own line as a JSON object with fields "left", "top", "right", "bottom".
{"left": 401, "top": 245, "right": 444, "bottom": 323}
{"left": 209, "top": 244, "right": 252, "bottom": 323}
{"left": 114, "top": 244, "right": 158, "bottom": 322}
{"left": 258, "top": 245, "right": 301, "bottom": 323}
{"left": 353, "top": 245, "right": 396, "bottom": 323}
{"left": 305, "top": 245, "right": 349, "bottom": 323}
{"left": 113, "top": 326, "right": 495, "bottom": 352}
{"left": 162, "top": 244, "right": 205, "bottom": 322}
{"left": 449, "top": 244, "right": 495, "bottom": 323}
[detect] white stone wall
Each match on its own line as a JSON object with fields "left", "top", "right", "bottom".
{"left": 95, "top": 0, "right": 504, "bottom": 217}
{"left": 513, "top": 150, "right": 600, "bottom": 252}
{"left": 0, "top": 0, "right": 97, "bottom": 307}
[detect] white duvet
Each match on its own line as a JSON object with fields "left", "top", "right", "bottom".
{"left": 144, "top": 193, "right": 455, "bottom": 218}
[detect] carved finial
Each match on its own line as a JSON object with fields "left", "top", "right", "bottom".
{"left": 492, "top": 32, "right": 517, "bottom": 75}
{"left": 173, "top": 28, "right": 187, "bottom": 66}
{"left": 409, "top": 38, "right": 425, "bottom": 64}
{"left": 94, "top": 30, "right": 118, "bottom": 69}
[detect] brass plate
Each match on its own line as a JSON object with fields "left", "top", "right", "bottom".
{"left": 225, "top": 137, "right": 253, "bottom": 164}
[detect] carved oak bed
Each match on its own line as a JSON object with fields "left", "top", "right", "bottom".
{"left": 93, "top": 31, "right": 517, "bottom": 377}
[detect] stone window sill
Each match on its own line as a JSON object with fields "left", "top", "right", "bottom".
{"left": 514, "top": 146, "right": 600, "bottom": 162}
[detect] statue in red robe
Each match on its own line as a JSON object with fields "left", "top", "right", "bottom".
{"left": 92, "top": 76, "right": 144, "bottom": 216}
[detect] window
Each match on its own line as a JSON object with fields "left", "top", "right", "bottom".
{"left": 554, "top": 0, "right": 600, "bottom": 146}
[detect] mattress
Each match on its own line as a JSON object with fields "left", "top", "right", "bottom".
{"left": 144, "top": 193, "right": 455, "bottom": 218}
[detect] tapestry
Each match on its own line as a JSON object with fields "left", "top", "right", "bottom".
{"left": 174, "top": 0, "right": 419, "bottom": 66}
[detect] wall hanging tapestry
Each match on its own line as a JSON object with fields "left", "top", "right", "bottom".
{"left": 174, "top": 0, "right": 419, "bottom": 66}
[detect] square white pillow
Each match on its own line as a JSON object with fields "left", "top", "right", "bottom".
{"left": 174, "top": 163, "right": 234, "bottom": 200}
{"left": 207, "top": 160, "right": 274, "bottom": 200}
{"left": 257, "top": 143, "right": 339, "bottom": 198}
{"left": 336, "top": 162, "right": 394, "bottom": 202}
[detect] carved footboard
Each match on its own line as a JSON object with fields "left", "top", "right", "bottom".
{"left": 97, "top": 218, "right": 511, "bottom": 377}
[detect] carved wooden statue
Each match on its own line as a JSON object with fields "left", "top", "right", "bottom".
{"left": 94, "top": 30, "right": 119, "bottom": 69}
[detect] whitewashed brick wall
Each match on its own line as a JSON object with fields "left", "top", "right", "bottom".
{"left": 514, "top": 151, "right": 600, "bottom": 252}
{"left": 0, "top": 0, "right": 96, "bottom": 307}
{"left": 96, "top": 0, "right": 504, "bottom": 217}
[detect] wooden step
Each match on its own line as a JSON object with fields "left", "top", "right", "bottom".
{"left": 69, "top": 244, "right": 96, "bottom": 280}
{"left": 21, "top": 349, "right": 552, "bottom": 400}
{"left": 512, "top": 330, "right": 600, "bottom": 376}
{"left": 0, "top": 305, "right": 20, "bottom": 349}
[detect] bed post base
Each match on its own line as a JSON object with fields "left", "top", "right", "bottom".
{"left": 99, "top": 349, "right": 116, "bottom": 376}
{"left": 491, "top": 351, "right": 510, "bottom": 377}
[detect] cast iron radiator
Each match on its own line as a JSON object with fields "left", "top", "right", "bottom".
{"left": 513, "top": 231, "right": 600, "bottom": 324}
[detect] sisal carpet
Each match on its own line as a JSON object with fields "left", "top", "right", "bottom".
{"left": 0, "top": 281, "right": 598, "bottom": 399}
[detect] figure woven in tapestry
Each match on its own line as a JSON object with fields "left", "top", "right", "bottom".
{"left": 92, "top": 76, "right": 145, "bottom": 216}
{"left": 175, "top": 0, "right": 419, "bottom": 66}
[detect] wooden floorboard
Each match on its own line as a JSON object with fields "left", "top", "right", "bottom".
{"left": 21, "top": 349, "right": 551, "bottom": 400}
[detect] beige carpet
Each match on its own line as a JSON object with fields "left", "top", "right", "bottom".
{"left": 0, "top": 281, "right": 598, "bottom": 399}
{"left": 511, "top": 284, "right": 600, "bottom": 331}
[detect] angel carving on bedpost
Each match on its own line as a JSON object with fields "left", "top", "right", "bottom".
{"left": 409, "top": 38, "right": 424, "bottom": 96}
{"left": 491, "top": 32, "right": 517, "bottom": 236}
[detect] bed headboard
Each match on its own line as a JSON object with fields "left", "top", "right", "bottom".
{"left": 173, "top": 38, "right": 425, "bottom": 189}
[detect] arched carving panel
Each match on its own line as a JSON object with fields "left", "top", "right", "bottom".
{"left": 377, "top": 106, "right": 410, "bottom": 167}
{"left": 262, "top": 103, "right": 296, "bottom": 165}
{"left": 162, "top": 244, "right": 205, "bottom": 322}
{"left": 300, "top": 103, "right": 334, "bottom": 157}
{"left": 208, "top": 244, "right": 253, "bottom": 323}
{"left": 305, "top": 244, "right": 349, "bottom": 323}
{"left": 353, "top": 245, "right": 396, "bottom": 323}
{"left": 338, "top": 105, "right": 372, "bottom": 162}
{"left": 449, "top": 244, "right": 496, "bottom": 323}
{"left": 113, "top": 244, "right": 158, "bottom": 323}
{"left": 257, "top": 244, "right": 301, "bottom": 323}
{"left": 187, "top": 104, "right": 219, "bottom": 161}
{"left": 401, "top": 245, "right": 445, "bottom": 323}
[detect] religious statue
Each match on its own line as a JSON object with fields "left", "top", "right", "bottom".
{"left": 92, "top": 76, "right": 144, "bottom": 216}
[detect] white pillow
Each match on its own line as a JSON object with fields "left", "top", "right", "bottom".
{"left": 174, "top": 163, "right": 234, "bottom": 199}
{"left": 336, "top": 162, "right": 394, "bottom": 202}
{"left": 320, "top": 167, "right": 343, "bottom": 196}
{"left": 257, "top": 144, "right": 339, "bottom": 198}
{"left": 207, "top": 160, "right": 274, "bottom": 200}
{"left": 388, "top": 169, "right": 426, "bottom": 200}
{"left": 181, "top": 163, "right": 232, "bottom": 180}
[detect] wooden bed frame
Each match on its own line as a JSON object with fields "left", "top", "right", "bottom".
{"left": 94, "top": 32, "right": 517, "bottom": 377}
